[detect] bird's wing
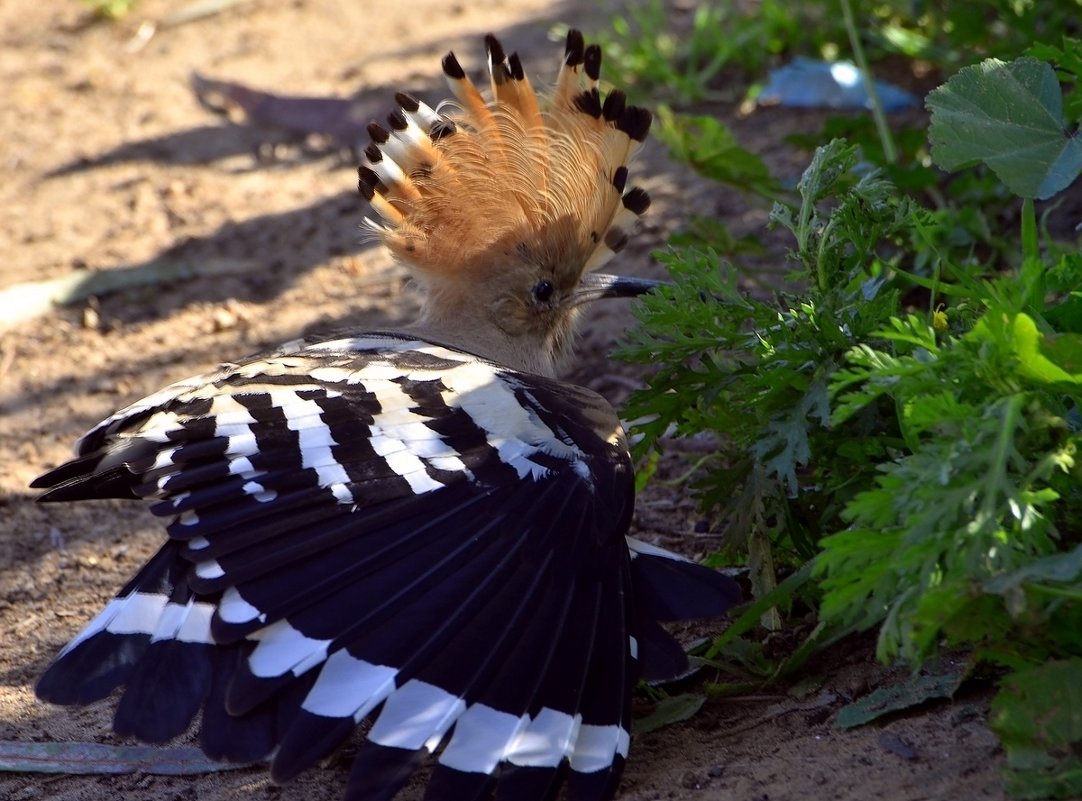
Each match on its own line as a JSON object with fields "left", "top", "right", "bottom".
{"left": 34, "top": 333, "right": 645, "bottom": 801}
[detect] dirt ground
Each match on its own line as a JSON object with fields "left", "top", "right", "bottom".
{"left": 0, "top": 1, "right": 1009, "bottom": 800}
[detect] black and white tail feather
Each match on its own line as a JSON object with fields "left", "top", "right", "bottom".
{"left": 34, "top": 31, "right": 740, "bottom": 801}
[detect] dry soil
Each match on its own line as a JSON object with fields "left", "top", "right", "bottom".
{"left": 1, "top": 2, "right": 1008, "bottom": 800}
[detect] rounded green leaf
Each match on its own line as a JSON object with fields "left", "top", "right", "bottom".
{"left": 927, "top": 57, "right": 1082, "bottom": 199}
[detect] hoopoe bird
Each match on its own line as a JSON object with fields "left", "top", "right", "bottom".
{"left": 32, "top": 31, "right": 740, "bottom": 801}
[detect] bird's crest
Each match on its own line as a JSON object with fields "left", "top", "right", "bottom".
{"left": 358, "top": 30, "right": 652, "bottom": 281}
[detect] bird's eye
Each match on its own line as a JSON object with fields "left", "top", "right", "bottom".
{"left": 532, "top": 280, "right": 555, "bottom": 303}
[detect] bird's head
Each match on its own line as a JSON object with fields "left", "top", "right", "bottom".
{"left": 359, "top": 30, "right": 659, "bottom": 376}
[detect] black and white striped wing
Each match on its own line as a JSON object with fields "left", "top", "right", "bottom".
{"left": 34, "top": 334, "right": 655, "bottom": 801}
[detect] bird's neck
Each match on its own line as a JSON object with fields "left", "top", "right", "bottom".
{"left": 401, "top": 315, "right": 562, "bottom": 378}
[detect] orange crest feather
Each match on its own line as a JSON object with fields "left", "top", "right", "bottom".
{"left": 358, "top": 30, "right": 652, "bottom": 280}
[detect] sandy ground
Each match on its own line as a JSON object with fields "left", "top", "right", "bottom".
{"left": 1, "top": 1, "right": 1008, "bottom": 799}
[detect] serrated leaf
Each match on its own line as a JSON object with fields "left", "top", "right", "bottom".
{"left": 751, "top": 378, "right": 829, "bottom": 497}
{"left": 902, "top": 390, "right": 977, "bottom": 435}
{"left": 983, "top": 543, "right": 1082, "bottom": 595}
{"left": 1027, "top": 37, "right": 1082, "bottom": 123}
{"left": 1028, "top": 38, "right": 1082, "bottom": 81}
{"left": 753, "top": 416, "right": 810, "bottom": 497}
{"left": 796, "top": 138, "right": 859, "bottom": 204}
{"left": 834, "top": 669, "right": 964, "bottom": 729}
{"left": 927, "top": 57, "right": 1082, "bottom": 199}
{"left": 633, "top": 693, "right": 707, "bottom": 734}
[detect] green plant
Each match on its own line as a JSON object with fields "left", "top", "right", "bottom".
{"left": 653, "top": 108, "right": 785, "bottom": 203}
{"left": 869, "top": 0, "right": 1082, "bottom": 69}
{"left": 590, "top": 0, "right": 810, "bottom": 106}
{"left": 619, "top": 138, "right": 913, "bottom": 603}
{"left": 620, "top": 52, "right": 1082, "bottom": 798}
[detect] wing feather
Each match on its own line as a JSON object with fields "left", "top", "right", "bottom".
{"left": 33, "top": 334, "right": 738, "bottom": 801}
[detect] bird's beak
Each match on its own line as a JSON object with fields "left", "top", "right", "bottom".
{"left": 573, "top": 273, "right": 665, "bottom": 305}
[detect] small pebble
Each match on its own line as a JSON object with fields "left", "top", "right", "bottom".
{"left": 878, "top": 731, "right": 919, "bottom": 761}
{"left": 680, "top": 771, "right": 704, "bottom": 789}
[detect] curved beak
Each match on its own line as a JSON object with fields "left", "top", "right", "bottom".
{"left": 573, "top": 273, "right": 666, "bottom": 306}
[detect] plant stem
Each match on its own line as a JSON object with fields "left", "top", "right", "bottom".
{"left": 980, "top": 394, "right": 1023, "bottom": 528}
{"left": 1019, "top": 197, "right": 1046, "bottom": 312}
{"left": 1021, "top": 198, "right": 1038, "bottom": 261}
{"left": 840, "top": 0, "right": 898, "bottom": 164}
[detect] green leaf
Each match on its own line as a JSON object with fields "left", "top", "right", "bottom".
{"left": 1028, "top": 37, "right": 1082, "bottom": 123}
{"left": 991, "top": 660, "right": 1082, "bottom": 799}
{"left": 633, "top": 449, "right": 661, "bottom": 493}
{"left": 657, "top": 108, "right": 783, "bottom": 200}
{"left": 834, "top": 669, "right": 965, "bottom": 729}
{"left": 751, "top": 378, "right": 830, "bottom": 497}
{"left": 901, "top": 390, "right": 978, "bottom": 436}
{"left": 984, "top": 543, "right": 1082, "bottom": 596}
{"left": 1028, "top": 38, "right": 1082, "bottom": 84}
{"left": 707, "top": 562, "right": 816, "bottom": 658}
{"left": 1011, "top": 313, "right": 1082, "bottom": 384}
{"left": 970, "top": 311, "right": 1082, "bottom": 385}
{"left": 633, "top": 693, "right": 707, "bottom": 734}
{"left": 927, "top": 57, "right": 1082, "bottom": 199}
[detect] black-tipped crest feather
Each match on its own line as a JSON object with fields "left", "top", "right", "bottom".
{"left": 359, "top": 29, "right": 652, "bottom": 282}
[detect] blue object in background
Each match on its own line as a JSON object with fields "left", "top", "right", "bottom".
{"left": 759, "top": 57, "right": 919, "bottom": 111}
